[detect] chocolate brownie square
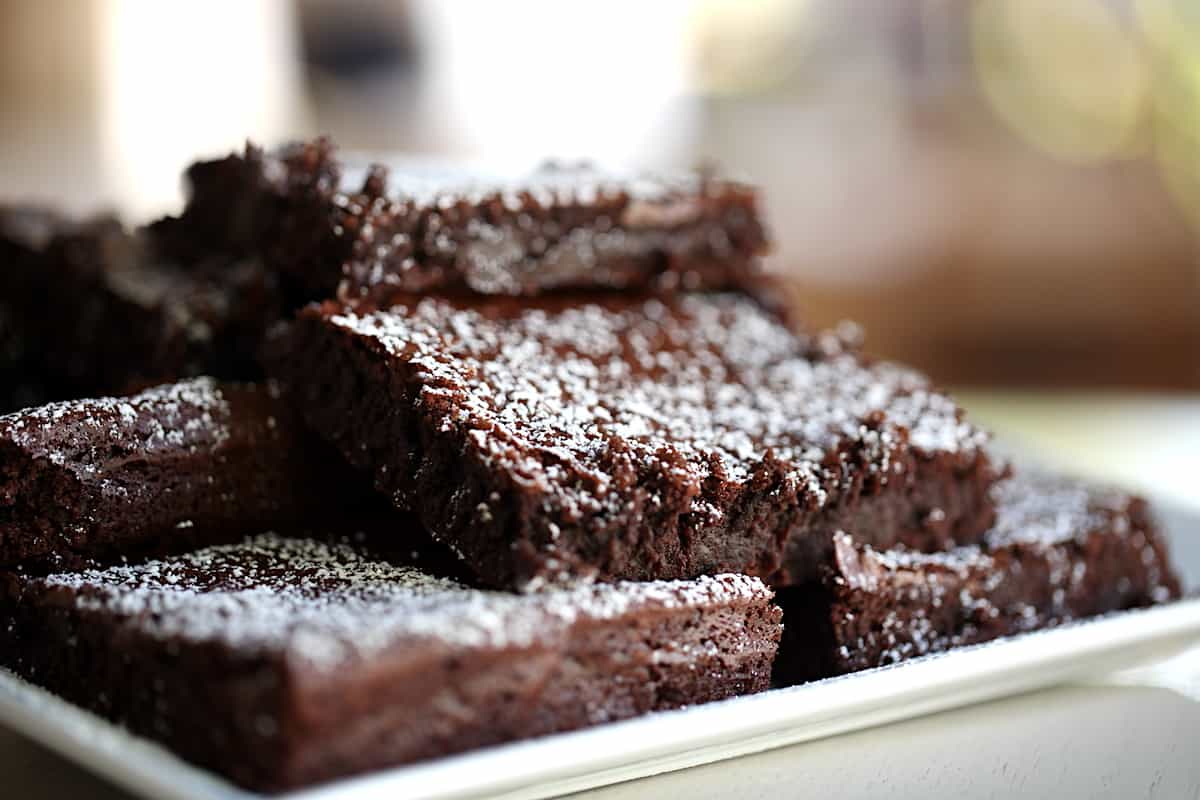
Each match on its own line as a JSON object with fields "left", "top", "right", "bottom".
{"left": 773, "top": 473, "right": 1183, "bottom": 684}
{"left": 0, "top": 532, "right": 781, "bottom": 791}
{"left": 182, "top": 139, "right": 770, "bottom": 301}
{"left": 22, "top": 218, "right": 282, "bottom": 397}
{"left": 0, "top": 378, "right": 365, "bottom": 565}
{"left": 271, "top": 290, "right": 998, "bottom": 590}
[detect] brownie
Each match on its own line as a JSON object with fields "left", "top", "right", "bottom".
{"left": 151, "top": 144, "right": 282, "bottom": 263}
{"left": 0, "top": 532, "right": 782, "bottom": 791}
{"left": 18, "top": 218, "right": 282, "bottom": 397}
{"left": 0, "top": 309, "right": 48, "bottom": 414}
{"left": 772, "top": 474, "right": 1183, "bottom": 684}
{"left": 3, "top": 137, "right": 767, "bottom": 401}
{"left": 0, "top": 378, "right": 367, "bottom": 565}
{"left": 270, "top": 290, "right": 999, "bottom": 590}
{"left": 183, "top": 139, "right": 770, "bottom": 301}
{"left": 0, "top": 207, "right": 62, "bottom": 412}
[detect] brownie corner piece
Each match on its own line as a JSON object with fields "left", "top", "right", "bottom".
{"left": 0, "top": 532, "right": 781, "bottom": 790}
{"left": 772, "top": 473, "right": 1183, "bottom": 684}
{"left": 270, "top": 290, "right": 997, "bottom": 590}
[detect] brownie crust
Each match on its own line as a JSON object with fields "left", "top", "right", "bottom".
{"left": 271, "top": 291, "right": 998, "bottom": 589}
{"left": 0, "top": 533, "right": 781, "bottom": 791}
{"left": 773, "top": 474, "right": 1183, "bottom": 684}
{"left": 0, "top": 378, "right": 363, "bottom": 565}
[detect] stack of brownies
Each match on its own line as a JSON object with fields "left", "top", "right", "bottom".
{"left": 0, "top": 139, "right": 1182, "bottom": 791}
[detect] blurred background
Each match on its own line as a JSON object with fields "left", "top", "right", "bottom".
{"left": 0, "top": 0, "right": 1197, "bottom": 497}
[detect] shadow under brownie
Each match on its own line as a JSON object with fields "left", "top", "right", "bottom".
{"left": 0, "top": 531, "right": 781, "bottom": 792}
{"left": 271, "top": 290, "right": 999, "bottom": 590}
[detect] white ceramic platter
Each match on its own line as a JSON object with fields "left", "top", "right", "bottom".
{"left": 1, "top": 502, "right": 1197, "bottom": 800}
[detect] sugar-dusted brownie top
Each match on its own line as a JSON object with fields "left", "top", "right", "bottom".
{"left": 2, "top": 532, "right": 780, "bottom": 789}
{"left": 0, "top": 378, "right": 365, "bottom": 565}
{"left": 24, "top": 532, "right": 776, "bottom": 667}
{"left": 186, "top": 138, "right": 769, "bottom": 300}
{"left": 273, "top": 290, "right": 998, "bottom": 589}
{"left": 773, "top": 473, "right": 1183, "bottom": 683}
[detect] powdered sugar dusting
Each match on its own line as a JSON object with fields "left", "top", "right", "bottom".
{"left": 38, "top": 534, "right": 772, "bottom": 672}
{"left": 987, "top": 473, "right": 1119, "bottom": 547}
{"left": 329, "top": 293, "right": 986, "bottom": 520}
{"left": 0, "top": 378, "right": 232, "bottom": 472}
{"left": 276, "top": 140, "right": 766, "bottom": 297}
{"left": 339, "top": 159, "right": 713, "bottom": 211}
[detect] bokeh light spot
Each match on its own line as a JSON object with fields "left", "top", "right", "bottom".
{"left": 971, "top": 0, "right": 1149, "bottom": 163}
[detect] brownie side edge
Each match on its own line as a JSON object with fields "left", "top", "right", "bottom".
{"left": 276, "top": 597, "right": 781, "bottom": 789}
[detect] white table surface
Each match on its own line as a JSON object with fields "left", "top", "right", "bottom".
{"left": 4, "top": 392, "right": 1199, "bottom": 799}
